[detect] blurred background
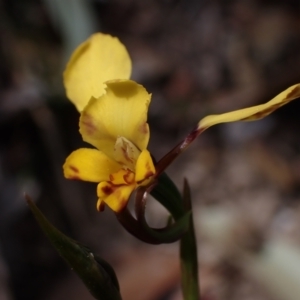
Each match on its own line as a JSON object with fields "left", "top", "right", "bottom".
{"left": 1, "top": 0, "right": 300, "bottom": 299}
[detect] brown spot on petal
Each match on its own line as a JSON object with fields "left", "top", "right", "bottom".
{"left": 241, "top": 103, "right": 284, "bottom": 121}
{"left": 121, "top": 145, "right": 134, "bottom": 164}
{"left": 287, "top": 85, "right": 300, "bottom": 99}
{"left": 139, "top": 122, "right": 148, "bottom": 134}
{"left": 69, "top": 165, "right": 79, "bottom": 173}
{"left": 102, "top": 185, "right": 114, "bottom": 195}
{"left": 81, "top": 113, "right": 97, "bottom": 135}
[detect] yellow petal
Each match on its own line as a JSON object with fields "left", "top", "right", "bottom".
{"left": 109, "top": 169, "right": 135, "bottom": 185}
{"left": 97, "top": 182, "right": 136, "bottom": 212}
{"left": 198, "top": 84, "right": 300, "bottom": 130}
{"left": 135, "top": 149, "right": 155, "bottom": 184}
{"left": 63, "top": 148, "right": 121, "bottom": 182}
{"left": 64, "top": 33, "right": 132, "bottom": 112}
{"left": 80, "top": 80, "right": 151, "bottom": 159}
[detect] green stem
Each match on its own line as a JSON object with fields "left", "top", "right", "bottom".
{"left": 180, "top": 179, "right": 200, "bottom": 300}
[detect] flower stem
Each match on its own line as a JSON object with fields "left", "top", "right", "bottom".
{"left": 180, "top": 179, "right": 200, "bottom": 300}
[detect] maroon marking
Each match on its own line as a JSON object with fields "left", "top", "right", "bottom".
{"left": 180, "top": 126, "right": 202, "bottom": 151}
{"left": 121, "top": 145, "right": 133, "bottom": 163}
{"left": 139, "top": 122, "right": 149, "bottom": 134}
{"left": 145, "top": 170, "right": 155, "bottom": 179}
{"left": 69, "top": 165, "right": 79, "bottom": 173}
{"left": 81, "top": 113, "right": 97, "bottom": 135}
{"left": 287, "top": 85, "right": 300, "bottom": 99}
{"left": 136, "top": 162, "right": 155, "bottom": 184}
{"left": 154, "top": 126, "right": 205, "bottom": 177}
{"left": 97, "top": 202, "right": 105, "bottom": 212}
{"left": 123, "top": 171, "right": 134, "bottom": 184}
{"left": 102, "top": 185, "right": 114, "bottom": 195}
{"left": 186, "top": 126, "right": 201, "bottom": 143}
{"left": 240, "top": 103, "right": 284, "bottom": 121}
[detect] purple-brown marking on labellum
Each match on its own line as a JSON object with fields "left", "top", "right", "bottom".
{"left": 123, "top": 171, "right": 135, "bottom": 184}
{"left": 101, "top": 184, "right": 114, "bottom": 195}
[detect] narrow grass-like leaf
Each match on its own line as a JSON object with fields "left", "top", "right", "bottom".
{"left": 25, "top": 195, "right": 122, "bottom": 300}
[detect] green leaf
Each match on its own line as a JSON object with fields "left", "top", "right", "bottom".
{"left": 180, "top": 179, "right": 200, "bottom": 300}
{"left": 25, "top": 195, "right": 122, "bottom": 300}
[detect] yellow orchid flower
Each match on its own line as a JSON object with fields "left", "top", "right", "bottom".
{"left": 63, "top": 34, "right": 155, "bottom": 212}
{"left": 63, "top": 32, "right": 300, "bottom": 213}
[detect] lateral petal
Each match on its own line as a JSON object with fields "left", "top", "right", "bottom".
{"left": 198, "top": 84, "right": 300, "bottom": 130}
{"left": 63, "top": 148, "right": 121, "bottom": 182}
{"left": 64, "top": 33, "right": 132, "bottom": 112}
